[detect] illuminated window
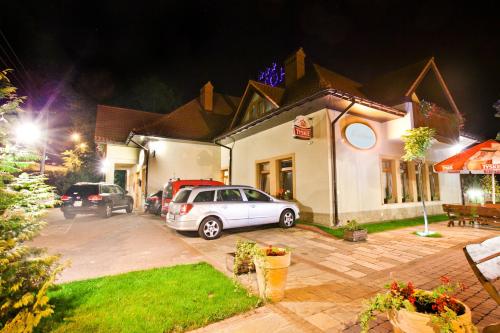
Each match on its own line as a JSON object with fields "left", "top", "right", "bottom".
{"left": 242, "top": 93, "right": 273, "bottom": 123}
{"left": 258, "top": 162, "right": 270, "bottom": 194}
{"left": 400, "top": 161, "right": 412, "bottom": 202}
{"left": 278, "top": 159, "right": 293, "bottom": 200}
{"left": 221, "top": 169, "right": 229, "bottom": 185}
{"left": 381, "top": 159, "right": 396, "bottom": 204}
{"left": 428, "top": 164, "right": 440, "bottom": 201}
{"left": 414, "top": 164, "right": 428, "bottom": 201}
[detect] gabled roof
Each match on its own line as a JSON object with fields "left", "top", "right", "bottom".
{"left": 229, "top": 62, "right": 370, "bottom": 130}
{"left": 361, "top": 57, "right": 461, "bottom": 117}
{"left": 313, "top": 64, "right": 366, "bottom": 97}
{"left": 95, "top": 105, "right": 162, "bottom": 143}
{"left": 229, "top": 81, "right": 284, "bottom": 129}
{"left": 361, "top": 58, "right": 431, "bottom": 106}
{"left": 133, "top": 92, "right": 240, "bottom": 141}
{"left": 248, "top": 80, "right": 285, "bottom": 106}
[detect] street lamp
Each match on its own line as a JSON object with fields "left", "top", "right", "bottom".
{"left": 15, "top": 122, "right": 41, "bottom": 145}
{"left": 71, "top": 132, "right": 81, "bottom": 142}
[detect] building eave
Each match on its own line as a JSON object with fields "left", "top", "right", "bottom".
{"left": 215, "top": 89, "right": 405, "bottom": 142}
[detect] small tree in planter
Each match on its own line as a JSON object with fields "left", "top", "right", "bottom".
{"left": 253, "top": 245, "right": 291, "bottom": 302}
{"left": 401, "top": 127, "right": 436, "bottom": 236}
{"left": 343, "top": 220, "right": 367, "bottom": 242}
{"left": 226, "top": 240, "right": 256, "bottom": 275}
{"left": 359, "top": 277, "right": 475, "bottom": 333}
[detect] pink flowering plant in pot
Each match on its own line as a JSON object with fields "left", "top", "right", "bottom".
{"left": 359, "top": 276, "right": 476, "bottom": 333}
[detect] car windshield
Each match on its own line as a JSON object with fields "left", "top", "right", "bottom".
{"left": 173, "top": 190, "right": 191, "bottom": 203}
{"left": 65, "top": 184, "right": 98, "bottom": 196}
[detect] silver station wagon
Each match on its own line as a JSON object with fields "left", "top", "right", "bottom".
{"left": 166, "top": 185, "right": 300, "bottom": 240}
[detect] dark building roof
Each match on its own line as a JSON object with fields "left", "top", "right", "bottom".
{"left": 132, "top": 93, "right": 240, "bottom": 141}
{"left": 361, "top": 58, "right": 432, "bottom": 106}
{"left": 95, "top": 105, "right": 162, "bottom": 143}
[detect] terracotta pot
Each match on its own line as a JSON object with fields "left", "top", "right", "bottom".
{"left": 388, "top": 300, "right": 473, "bottom": 333}
{"left": 254, "top": 251, "right": 291, "bottom": 302}
{"left": 344, "top": 229, "right": 368, "bottom": 242}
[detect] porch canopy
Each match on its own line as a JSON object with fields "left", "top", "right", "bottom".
{"left": 434, "top": 139, "right": 500, "bottom": 203}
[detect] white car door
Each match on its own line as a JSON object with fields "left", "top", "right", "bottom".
{"left": 216, "top": 189, "right": 249, "bottom": 228}
{"left": 243, "top": 189, "right": 278, "bottom": 224}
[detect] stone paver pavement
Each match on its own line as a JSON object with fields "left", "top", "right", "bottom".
{"left": 182, "top": 222, "right": 499, "bottom": 332}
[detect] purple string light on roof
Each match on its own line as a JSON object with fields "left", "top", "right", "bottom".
{"left": 258, "top": 62, "right": 284, "bottom": 87}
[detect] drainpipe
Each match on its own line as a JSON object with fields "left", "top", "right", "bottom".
{"left": 214, "top": 136, "right": 235, "bottom": 185}
{"left": 331, "top": 99, "right": 356, "bottom": 226}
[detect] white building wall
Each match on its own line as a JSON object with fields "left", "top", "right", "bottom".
{"left": 104, "top": 144, "right": 139, "bottom": 186}
{"left": 332, "top": 108, "right": 462, "bottom": 224}
{"left": 229, "top": 109, "right": 332, "bottom": 224}
{"left": 146, "top": 139, "right": 222, "bottom": 194}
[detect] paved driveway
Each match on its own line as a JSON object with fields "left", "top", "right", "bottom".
{"left": 185, "top": 223, "right": 500, "bottom": 332}
{"left": 31, "top": 209, "right": 203, "bottom": 283}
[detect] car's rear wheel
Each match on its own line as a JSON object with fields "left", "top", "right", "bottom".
{"left": 102, "top": 203, "right": 113, "bottom": 218}
{"left": 63, "top": 212, "right": 76, "bottom": 220}
{"left": 279, "top": 209, "right": 295, "bottom": 228}
{"left": 126, "top": 201, "right": 133, "bottom": 213}
{"left": 198, "top": 217, "right": 222, "bottom": 240}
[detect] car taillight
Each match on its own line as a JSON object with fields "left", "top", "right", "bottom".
{"left": 88, "top": 194, "right": 103, "bottom": 201}
{"left": 179, "top": 204, "right": 193, "bottom": 215}
{"left": 61, "top": 195, "right": 71, "bottom": 201}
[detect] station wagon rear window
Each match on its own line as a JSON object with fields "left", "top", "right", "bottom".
{"left": 193, "top": 191, "right": 215, "bottom": 202}
{"left": 173, "top": 190, "right": 191, "bottom": 203}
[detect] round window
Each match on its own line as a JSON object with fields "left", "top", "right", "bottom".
{"left": 344, "top": 123, "right": 377, "bottom": 150}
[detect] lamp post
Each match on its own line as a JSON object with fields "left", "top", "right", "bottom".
{"left": 40, "top": 111, "right": 49, "bottom": 175}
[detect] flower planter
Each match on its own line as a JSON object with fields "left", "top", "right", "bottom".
{"left": 225, "top": 252, "right": 255, "bottom": 274}
{"left": 388, "top": 299, "right": 473, "bottom": 333}
{"left": 344, "top": 229, "right": 367, "bottom": 242}
{"left": 254, "top": 251, "right": 291, "bottom": 302}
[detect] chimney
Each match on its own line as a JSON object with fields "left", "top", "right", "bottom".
{"left": 284, "top": 48, "right": 306, "bottom": 87}
{"left": 200, "top": 81, "right": 214, "bottom": 112}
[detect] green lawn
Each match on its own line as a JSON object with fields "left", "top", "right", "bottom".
{"left": 299, "top": 214, "right": 449, "bottom": 239}
{"left": 37, "top": 263, "right": 259, "bottom": 333}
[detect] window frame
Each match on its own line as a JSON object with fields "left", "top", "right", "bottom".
{"left": 255, "top": 154, "right": 295, "bottom": 199}
{"left": 380, "top": 158, "right": 397, "bottom": 204}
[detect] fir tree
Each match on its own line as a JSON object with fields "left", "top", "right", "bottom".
{"left": 0, "top": 69, "right": 62, "bottom": 332}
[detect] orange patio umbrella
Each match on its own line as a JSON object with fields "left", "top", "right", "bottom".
{"left": 434, "top": 139, "right": 500, "bottom": 203}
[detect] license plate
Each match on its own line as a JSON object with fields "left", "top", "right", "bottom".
{"left": 74, "top": 201, "right": 82, "bottom": 207}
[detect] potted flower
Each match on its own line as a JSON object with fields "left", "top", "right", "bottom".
{"left": 359, "top": 277, "right": 475, "bottom": 333}
{"left": 226, "top": 240, "right": 256, "bottom": 275}
{"left": 343, "top": 220, "right": 367, "bottom": 242}
{"left": 253, "top": 245, "right": 291, "bottom": 302}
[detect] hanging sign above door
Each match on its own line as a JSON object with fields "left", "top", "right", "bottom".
{"left": 293, "top": 116, "right": 313, "bottom": 140}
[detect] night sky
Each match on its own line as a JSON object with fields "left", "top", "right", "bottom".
{"left": 1, "top": 0, "right": 498, "bottom": 144}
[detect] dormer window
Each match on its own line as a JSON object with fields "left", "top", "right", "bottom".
{"left": 241, "top": 93, "right": 273, "bottom": 123}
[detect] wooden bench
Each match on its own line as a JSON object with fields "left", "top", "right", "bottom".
{"left": 443, "top": 204, "right": 476, "bottom": 227}
{"left": 477, "top": 206, "right": 500, "bottom": 227}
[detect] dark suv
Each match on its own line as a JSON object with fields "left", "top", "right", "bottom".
{"left": 61, "top": 183, "right": 134, "bottom": 219}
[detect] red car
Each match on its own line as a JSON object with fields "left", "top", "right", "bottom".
{"left": 161, "top": 179, "right": 224, "bottom": 216}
